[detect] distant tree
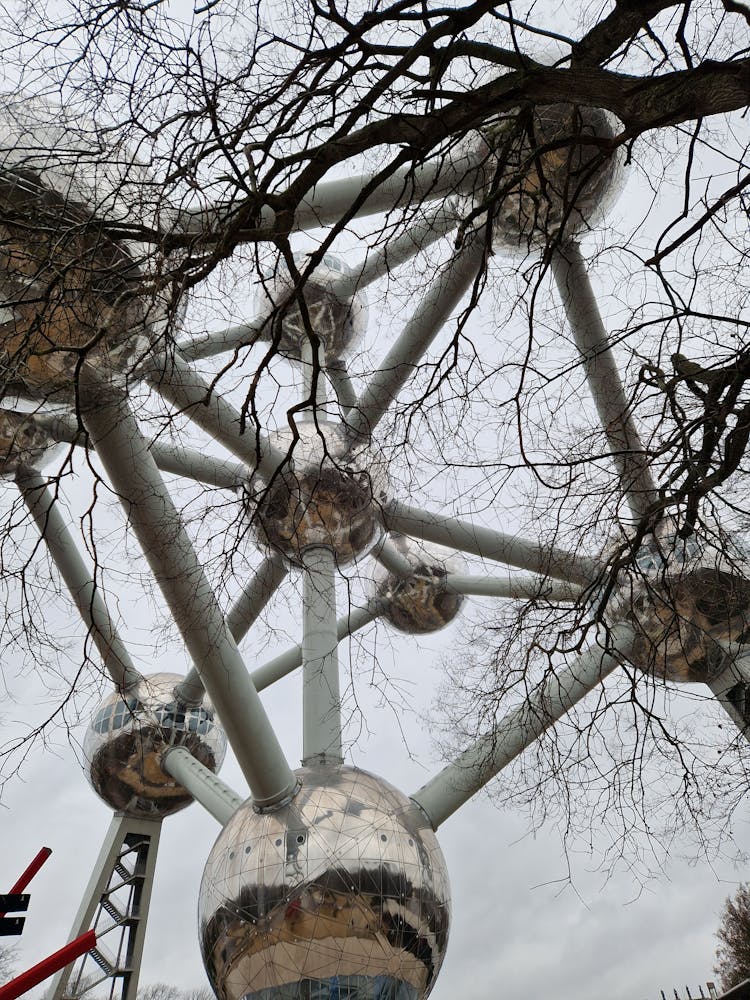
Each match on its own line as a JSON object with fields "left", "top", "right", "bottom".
{"left": 0, "top": 944, "right": 17, "bottom": 983}
{"left": 715, "top": 884, "right": 750, "bottom": 992}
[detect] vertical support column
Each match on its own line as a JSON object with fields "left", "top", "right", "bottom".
{"left": 301, "top": 546, "right": 343, "bottom": 765}
{"left": 48, "top": 815, "right": 161, "bottom": 1000}
{"left": 551, "top": 243, "right": 657, "bottom": 522}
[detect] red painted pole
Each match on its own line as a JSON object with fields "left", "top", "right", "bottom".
{"left": 0, "top": 848, "right": 53, "bottom": 919}
{"left": 0, "top": 929, "right": 96, "bottom": 999}
{"left": 8, "top": 849, "right": 52, "bottom": 895}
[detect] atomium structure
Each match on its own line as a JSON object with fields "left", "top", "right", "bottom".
{"left": 2, "top": 92, "right": 750, "bottom": 1000}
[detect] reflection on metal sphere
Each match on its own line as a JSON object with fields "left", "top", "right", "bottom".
{"left": 0, "top": 409, "right": 64, "bottom": 477}
{"left": 84, "top": 672, "right": 227, "bottom": 818}
{"left": 469, "top": 104, "right": 622, "bottom": 250}
{"left": 0, "top": 96, "right": 176, "bottom": 398}
{"left": 255, "top": 253, "right": 367, "bottom": 361}
{"left": 250, "top": 422, "right": 388, "bottom": 566}
{"left": 374, "top": 535, "right": 465, "bottom": 635}
{"left": 199, "top": 763, "right": 450, "bottom": 1000}
{"left": 607, "top": 521, "right": 750, "bottom": 682}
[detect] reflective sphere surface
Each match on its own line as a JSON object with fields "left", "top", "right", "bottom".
{"left": 469, "top": 104, "right": 622, "bottom": 250}
{"left": 199, "top": 764, "right": 450, "bottom": 1000}
{"left": 84, "top": 672, "right": 227, "bottom": 818}
{"left": 607, "top": 522, "right": 750, "bottom": 682}
{"left": 250, "top": 422, "right": 389, "bottom": 566}
{"left": 256, "top": 253, "right": 367, "bottom": 361}
{"left": 0, "top": 409, "right": 64, "bottom": 477}
{"left": 374, "top": 536, "right": 465, "bottom": 635}
{"left": 0, "top": 96, "right": 176, "bottom": 398}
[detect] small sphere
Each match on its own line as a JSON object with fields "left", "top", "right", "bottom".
{"left": 0, "top": 95, "right": 177, "bottom": 399}
{"left": 84, "top": 672, "right": 227, "bottom": 818}
{"left": 255, "top": 252, "right": 367, "bottom": 361}
{"left": 606, "top": 522, "right": 750, "bottom": 682}
{"left": 199, "top": 763, "right": 450, "bottom": 1000}
{"left": 373, "top": 535, "right": 465, "bottom": 635}
{"left": 0, "top": 409, "right": 64, "bottom": 477}
{"left": 466, "top": 103, "right": 623, "bottom": 250}
{"left": 250, "top": 421, "right": 388, "bottom": 566}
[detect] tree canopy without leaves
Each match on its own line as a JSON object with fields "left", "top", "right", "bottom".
{"left": 0, "top": 0, "right": 749, "bottom": 880}
{"left": 716, "top": 883, "right": 750, "bottom": 992}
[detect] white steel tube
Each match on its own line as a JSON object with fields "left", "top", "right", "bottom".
{"left": 149, "top": 352, "right": 286, "bottom": 482}
{"left": 552, "top": 244, "right": 657, "bottom": 521}
{"left": 326, "top": 361, "right": 359, "bottom": 416}
{"left": 33, "top": 410, "right": 247, "bottom": 490}
{"left": 80, "top": 375, "right": 297, "bottom": 808}
{"left": 251, "top": 599, "right": 382, "bottom": 692}
{"left": 346, "top": 232, "right": 486, "bottom": 441}
{"left": 161, "top": 747, "right": 245, "bottom": 825}
{"left": 372, "top": 536, "right": 415, "bottom": 579}
{"left": 178, "top": 319, "right": 265, "bottom": 362}
{"left": 385, "top": 499, "right": 600, "bottom": 586}
{"left": 177, "top": 154, "right": 481, "bottom": 239}
{"left": 329, "top": 199, "right": 462, "bottom": 299}
{"left": 16, "top": 468, "right": 142, "bottom": 691}
{"left": 301, "top": 547, "right": 343, "bottom": 764}
{"left": 411, "top": 623, "right": 635, "bottom": 829}
{"left": 175, "top": 552, "right": 289, "bottom": 704}
{"left": 443, "top": 573, "right": 582, "bottom": 603}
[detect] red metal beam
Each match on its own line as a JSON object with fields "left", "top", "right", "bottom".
{"left": 0, "top": 849, "right": 53, "bottom": 919}
{"left": 0, "top": 929, "right": 96, "bottom": 999}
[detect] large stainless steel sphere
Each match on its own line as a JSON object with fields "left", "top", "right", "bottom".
{"left": 0, "top": 409, "right": 64, "bottom": 477}
{"left": 250, "top": 421, "right": 389, "bottom": 566}
{"left": 255, "top": 252, "right": 367, "bottom": 361}
{"left": 84, "top": 672, "right": 227, "bottom": 818}
{"left": 468, "top": 104, "right": 623, "bottom": 250}
{"left": 0, "top": 95, "right": 176, "bottom": 399}
{"left": 373, "top": 535, "right": 465, "bottom": 635}
{"left": 199, "top": 763, "right": 450, "bottom": 1000}
{"left": 606, "top": 522, "right": 750, "bottom": 682}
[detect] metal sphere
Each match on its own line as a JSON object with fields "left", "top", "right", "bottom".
{"left": 199, "top": 763, "right": 451, "bottom": 1000}
{"left": 374, "top": 535, "right": 465, "bottom": 635}
{"left": 607, "top": 522, "right": 750, "bottom": 682}
{"left": 467, "top": 103, "right": 623, "bottom": 251}
{"left": 0, "top": 95, "right": 176, "bottom": 399}
{"left": 250, "top": 421, "right": 389, "bottom": 566}
{"left": 84, "top": 672, "right": 227, "bottom": 818}
{"left": 255, "top": 252, "right": 368, "bottom": 362}
{"left": 0, "top": 409, "right": 64, "bottom": 477}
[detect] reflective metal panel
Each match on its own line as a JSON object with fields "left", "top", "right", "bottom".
{"left": 0, "top": 409, "right": 64, "bottom": 476}
{"left": 607, "top": 521, "right": 750, "bottom": 682}
{"left": 373, "top": 535, "right": 465, "bottom": 635}
{"left": 465, "top": 104, "right": 623, "bottom": 250}
{"left": 0, "top": 95, "right": 177, "bottom": 398}
{"left": 249, "top": 422, "right": 389, "bottom": 566}
{"left": 256, "top": 253, "right": 367, "bottom": 361}
{"left": 199, "top": 764, "right": 450, "bottom": 1000}
{"left": 84, "top": 672, "right": 227, "bottom": 818}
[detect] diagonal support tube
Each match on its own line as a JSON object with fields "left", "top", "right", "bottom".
{"left": 346, "top": 232, "right": 486, "bottom": 441}
{"left": 175, "top": 552, "right": 289, "bottom": 704}
{"left": 708, "top": 645, "right": 750, "bottom": 737}
{"left": 410, "top": 623, "right": 635, "bottom": 829}
{"left": 16, "top": 467, "right": 142, "bottom": 691}
{"left": 330, "top": 199, "right": 462, "bottom": 299}
{"left": 443, "top": 572, "right": 582, "bottom": 603}
{"left": 34, "top": 410, "right": 247, "bottom": 490}
{"left": 161, "top": 747, "right": 245, "bottom": 824}
{"left": 148, "top": 352, "right": 286, "bottom": 482}
{"left": 79, "top": 373, "right": 296, "bottom": 808}
{"left": 251, "top": 598, "right": 382, "bottom": 692}
{"left": 301, "top": 547, "right": 343, "bottom": 764}
{"left": 551, "top": 243, "right": 657, "bottom": 521}
{"left": 385, "top": 499, "right": 601, "bottom": 586}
